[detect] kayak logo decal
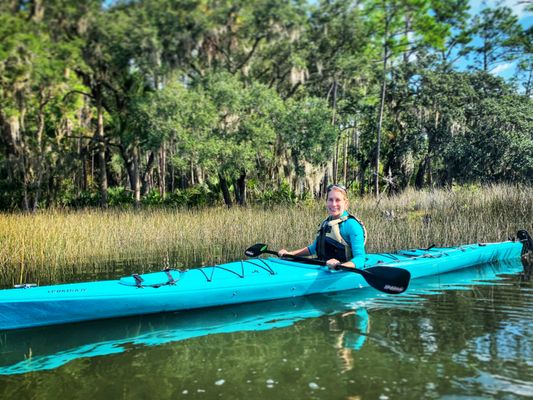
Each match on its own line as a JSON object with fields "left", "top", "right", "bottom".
{"left": 47, "top": 288, "right": 87, "bottom": 294}
{"left": 383, "top": 285, "right": 404, "bottom": 293}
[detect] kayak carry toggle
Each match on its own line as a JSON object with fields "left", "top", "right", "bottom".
{"left": 13, "top": 283, "right": 37, "bottom": 289}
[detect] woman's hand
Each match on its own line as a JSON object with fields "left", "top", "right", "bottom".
{"left": 278, "top": 249, "right": 290, "bottom": 257}
{"left": 326, "top": 258, "right": 341, "bottom": 269}
{"left": 326, "top": 259, "right": 356, "bottom": 270}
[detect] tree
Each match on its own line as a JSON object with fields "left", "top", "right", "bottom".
{"left": 200, "top": 73, "right": 284, "bottom": 206}
{"left": 514, "top": 25, "right": 533, "bottom": 96}
{"left": 278, "top": 97, "right": 338, "bottom": 195}
{"left": 445, "top": 74, "right": 533, "bottom": 183}
{"left": 469, "top": 6, "right": 524, "bottom": 72}
{"left": 0, "top": 1, "right": 531, "bottom": 210}
{"left": 358, "top": 0, "right": 451, "bottom": 196}
{"left": 0, "top": 13, "right": 85, "bottom": 211}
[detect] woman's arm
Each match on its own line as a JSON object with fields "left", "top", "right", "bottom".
{"left": 341, "top": 219, "right": 366, "bottom": 269}
{"left": 279, "top": 237, "right": 318, "bottom": 258}
{"left": 278, "top": 247, "right": 311, "bottom": 257}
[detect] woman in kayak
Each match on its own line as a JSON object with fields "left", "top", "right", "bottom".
{"left": 278, "top": 184, "right": 366, "bottom": 270}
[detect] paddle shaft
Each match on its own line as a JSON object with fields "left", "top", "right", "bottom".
{"left": 266, "top": 250, "right": 364, "bottom": 272}
{"left": 245, "top": 243, "right": 410, "bottom": 294}
{"left": 262, "top": 249, "right": 325, "bottom": 266}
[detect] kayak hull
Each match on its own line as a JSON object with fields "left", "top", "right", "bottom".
{"left": 0, "top": 240, "right": 524, "bottom": 331}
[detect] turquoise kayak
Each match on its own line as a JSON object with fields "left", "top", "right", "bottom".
{"left": 0, "top": 233, "right": 529, "bottom": 331}
{"left": 0, "top": 259, "right": 524, "bottom": 375}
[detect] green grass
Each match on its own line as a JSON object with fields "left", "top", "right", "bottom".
{"left": 1, "top": 184, "right": 532, "bottom": 285}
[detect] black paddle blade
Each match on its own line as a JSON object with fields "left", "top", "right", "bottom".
{"left": 362, "top": 266, "right": 411, "bottom": 294}
{"left": 245, "top": 243, "right": 268, "bottom": 257}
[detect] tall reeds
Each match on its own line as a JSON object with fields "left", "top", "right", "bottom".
{"left": 0, "top": 184, "right": 531, "bottom": 285}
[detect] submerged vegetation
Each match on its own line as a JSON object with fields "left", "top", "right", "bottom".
{"left": 1, "top": 185, "right": 531, "bottom": 285}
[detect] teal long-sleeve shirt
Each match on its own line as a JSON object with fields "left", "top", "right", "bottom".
{"left": 307, "top": 210, "right": 366, "bottom": 268}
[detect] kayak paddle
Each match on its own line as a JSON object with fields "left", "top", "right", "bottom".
{"left": 245, "top": 243, "right": 410, "bottom": 295}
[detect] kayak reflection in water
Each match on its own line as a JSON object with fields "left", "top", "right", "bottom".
{"left": 278, "top": 184, "right": 367, "bottom": 270}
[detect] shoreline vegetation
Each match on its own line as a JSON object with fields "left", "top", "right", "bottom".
{"left": 1, "top": 184, "right": 532, "bottom": 286}
{"left": 1, "top": 2, "right": 532, "bottom": 213}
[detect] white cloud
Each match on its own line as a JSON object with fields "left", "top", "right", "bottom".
{"left": 491, "top": 62, "right": 514, "bottom": 75}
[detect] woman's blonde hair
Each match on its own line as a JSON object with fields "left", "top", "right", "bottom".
{"left": 327, "top": 185, "right": 349, "bottom": 203}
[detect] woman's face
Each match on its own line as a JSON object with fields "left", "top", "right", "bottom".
{"left": 326, "top": 188, "right": 347, "bottom": 218}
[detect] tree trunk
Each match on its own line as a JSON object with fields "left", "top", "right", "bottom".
{"left": 32, "top": 104, "right": 46, "bottom": 211}
{"left": 170, "top": 137, "right": 175, "bottom": 193}
{"left": 190, "top": 160, "right": 195, "bottom": 186}
{"left": 2, "top": 108, "right": 29, "bottom": 211}
{"left": 234, "top": 181, "right": 242, "bottom": 205}
{"left": 375, "top": 60, "right": 388, "bottom": 197}
{"left": 80, "top": 146, "right": 86, "bottom": 193}
{"left": 374, "top": 14, "right": 390, "bottom": 198}
{"left": 132, "top": 142, "right": 141, "bottom": 206}
{"left": 158, "top": 143, "right": 166, "bottom": 197}
{"left": 415, "top": 156, "right": 427, "bottom": 189}
{"left": 331, "top": 80, "right": 338, "bottom": 183}
{"left": 195, "top": 165, "right": 204, "bottom": 185}
{"left": 8, "top": 0, "right": 23, "bottom": 13}
{"left": 21, "top": 154, "right": 30, "bottom": 213}
{"left": 342, "top": 135, "right": 348, "bottom": 185}
{"left": 96, "top": 95, "right": 108, "bottom": 208}
{"left": 30, "top": 0, "right": 45, "bottom": 22}
{"left": 219, "top": 172, "right": 232, "bottom": 208}
{"left": 91, "top": 152, "right": 95, "bottom": 185}
{"left": 359, "top": 164, "right": 366, "bottom": 197}
{"left": 321, "top": 161, "right": 333, "bottom": 198}
{"left": 353, "top": 128, "right": 360, "bottom": 185}
{"left": 234, "top": 170, "right": 246, "bottom": 206}
{"left": 142, "top": 151, "right": 156, "bottom": 195}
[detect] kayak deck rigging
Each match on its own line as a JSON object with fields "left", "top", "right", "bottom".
{"left": 121, "top": 243, "right": 514, "bottom": 288}
{"left": 196, "top": 258, "right": 276, "bottom": 282}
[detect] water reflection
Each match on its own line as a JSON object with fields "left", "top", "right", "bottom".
{"left": 0, "top": 259, "right": 525, "bottom": 377}
{"left": 329, "top": 308, "right": 369, "bottom": 372}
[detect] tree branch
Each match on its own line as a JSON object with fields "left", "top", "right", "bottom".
{"left": 63, "top": 90, "right": 94, "bottom": 102}
{"left": 232, "top": 35, "right": 265, "bottom": 74}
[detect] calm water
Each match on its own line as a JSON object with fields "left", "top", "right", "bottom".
{"left": 0, "top": 259, "right": 532, "bottom": 399}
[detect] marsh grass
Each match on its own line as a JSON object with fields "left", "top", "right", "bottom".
{"left": 1, "top": 184, "right": 532, "bottom": 285}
